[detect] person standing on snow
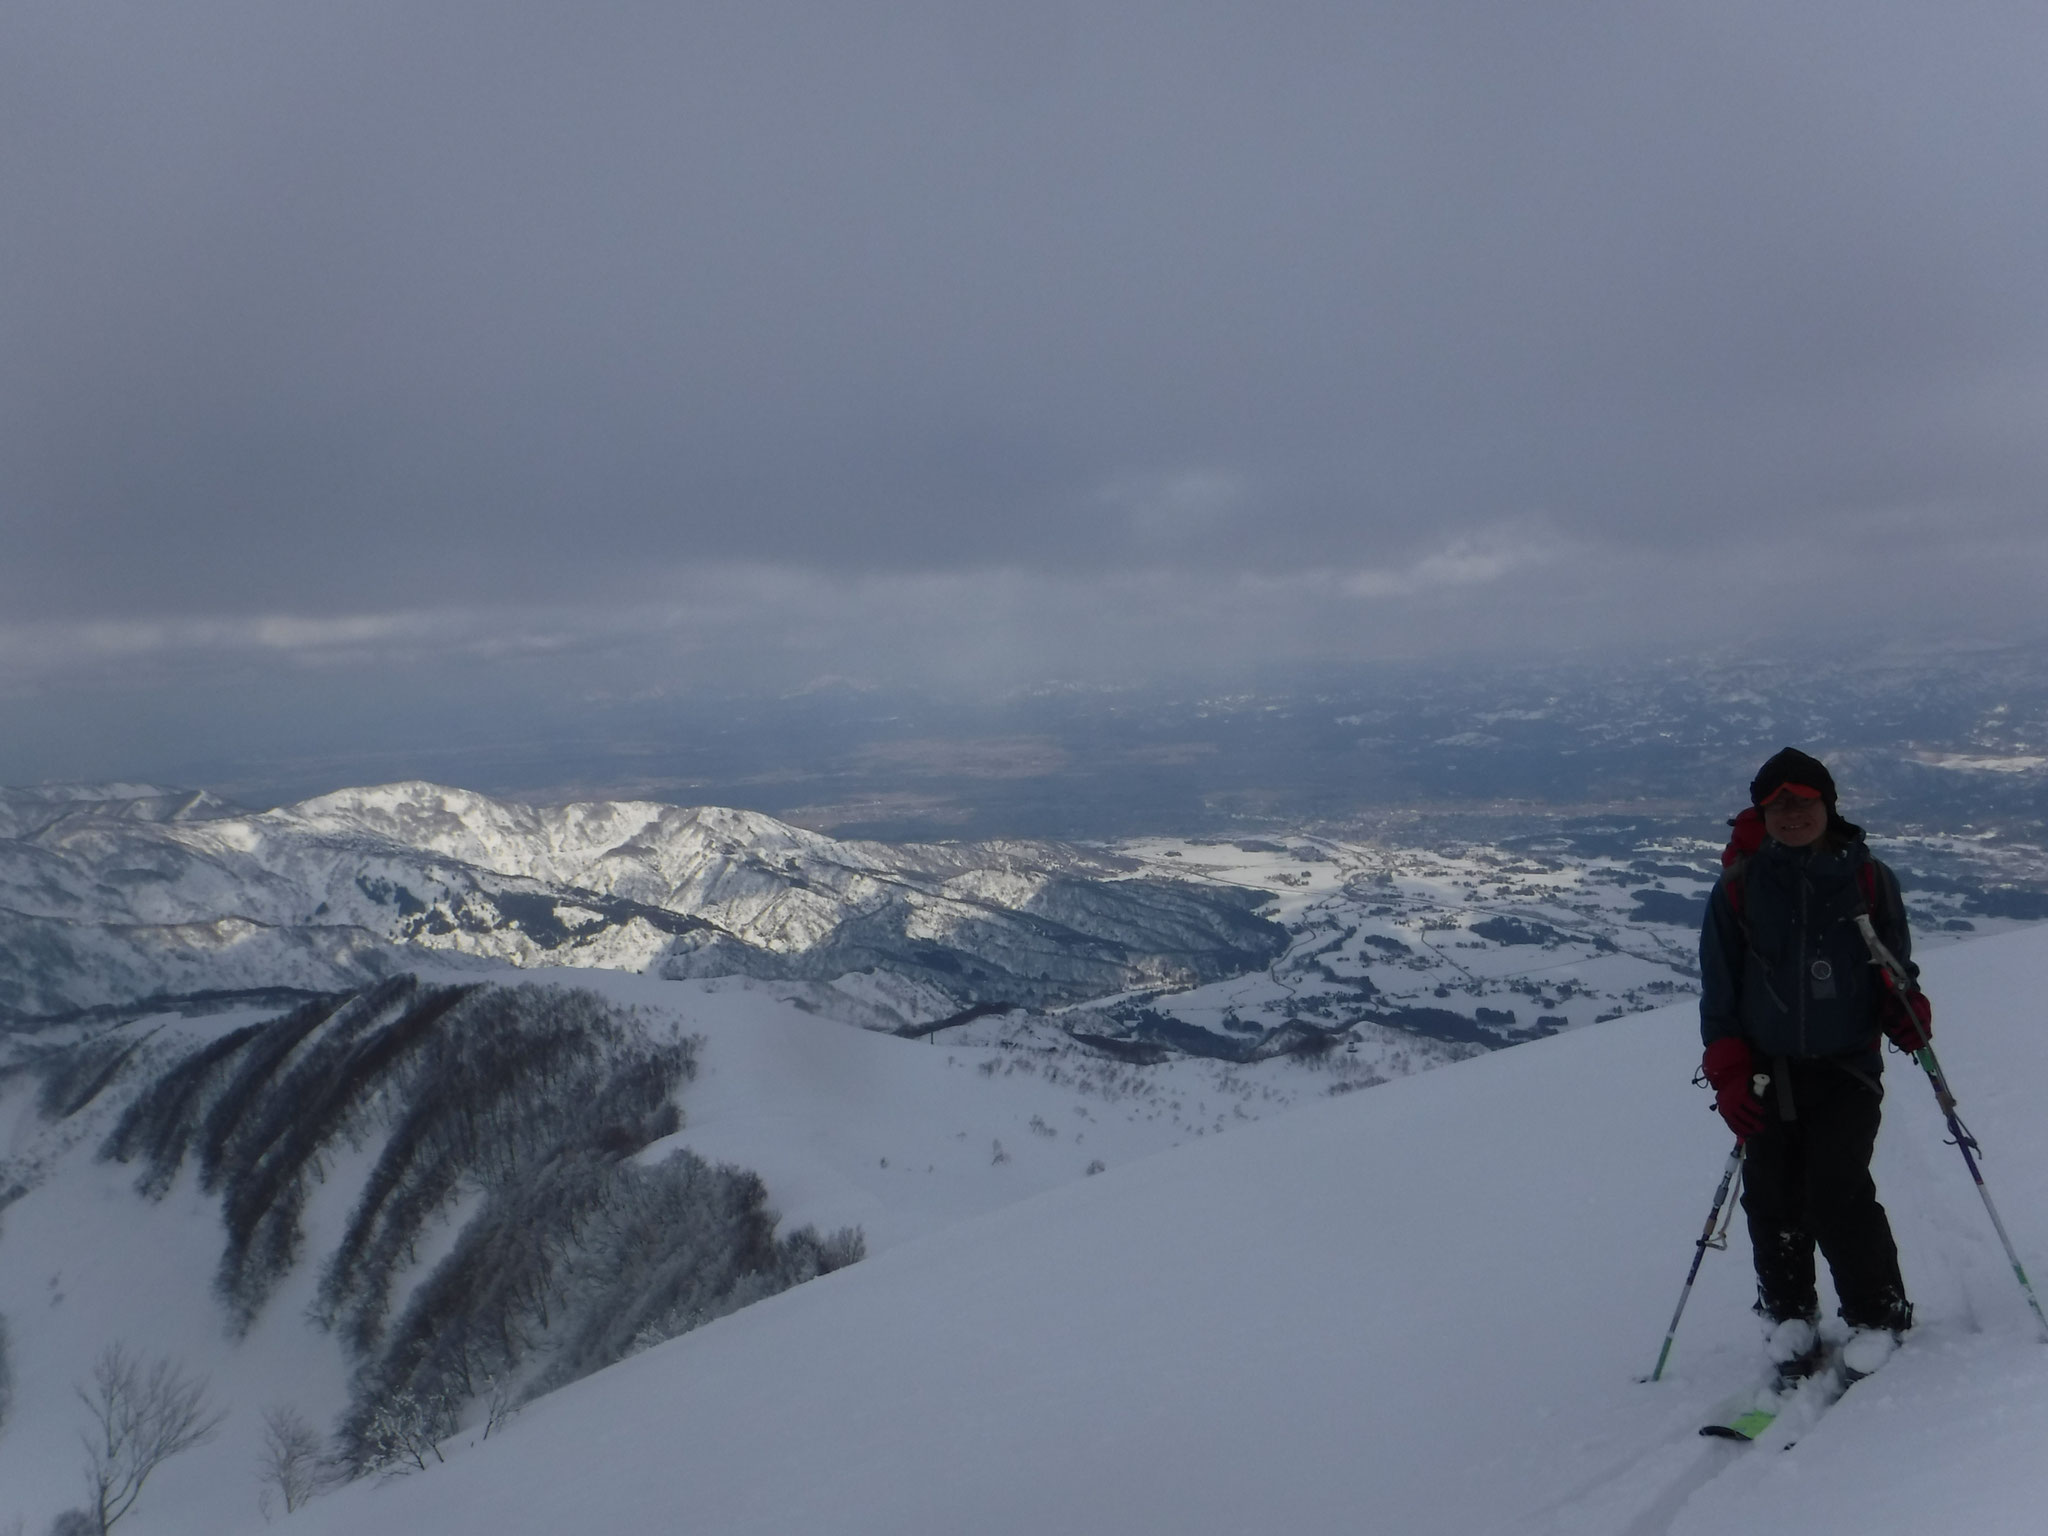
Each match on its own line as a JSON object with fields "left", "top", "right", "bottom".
{"left": 1697, "top": 747, "right": 1929, "bottom": 1381}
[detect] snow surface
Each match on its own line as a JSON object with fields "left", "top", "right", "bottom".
{"left": 8, "top": 930, "right": 2048, "bottom": 1533}
{"left": 0, "top": 967, "right": 1405, "bottom": 1531}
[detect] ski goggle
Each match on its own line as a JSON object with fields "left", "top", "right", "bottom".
{"left": 1757, "top": 783, "right": 1824, "bottom": 808}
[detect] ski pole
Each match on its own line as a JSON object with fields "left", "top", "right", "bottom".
{"left": 1854, "top": 914, "right": 2048, "bottom": 1345}
{"left": 1645, "top": 1140, "right": 1745, "bottom": 1382}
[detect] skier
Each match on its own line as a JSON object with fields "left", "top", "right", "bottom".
{"left": 1698, "top": 747, "right": 1927, "bottom": 1383}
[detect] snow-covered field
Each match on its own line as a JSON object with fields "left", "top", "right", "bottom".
{"left": 1079, "top": 827, "right": 2025, "bottom": 1054}
{"left": 6, "top": 925, "right": 2047, "bottom": 1533}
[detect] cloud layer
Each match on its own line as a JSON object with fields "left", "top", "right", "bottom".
{"left": 5, "top": 0, "right": 2047, "bottom": 784}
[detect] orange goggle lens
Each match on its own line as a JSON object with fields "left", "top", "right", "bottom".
{"left": 1760, "top": 783, "right": 1823, "bottom": 806}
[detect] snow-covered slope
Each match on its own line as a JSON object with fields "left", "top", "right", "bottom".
{"left": 7, "top": 928, "right": 2039, "bottom": 1534}
{"left": 0, "top": 959, "right": 1423, "bottom": 1533}
{"left": 268, "top": 926, "right": 2048, "bottom": 1536}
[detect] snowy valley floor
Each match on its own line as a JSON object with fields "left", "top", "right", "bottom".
{"left": 13, "top": 926, "right": 2030, "bottom": 1535}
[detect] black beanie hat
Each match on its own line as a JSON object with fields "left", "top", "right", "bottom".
{"left": 1750, "top": 747, "right": 1837, "bottom": 808}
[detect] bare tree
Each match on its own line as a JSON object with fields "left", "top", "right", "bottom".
{"left": 359, "top": 1390, "right": 445, "bottom": 1474}
{"left": 478, "top": 1374, "right": 519, "bottom": 1440}
{"left": 255, "top": 1405, "right": 324, "bottom": 1517}
{"left": 75, "top": 1344, "right": 226, "bottom": 1534}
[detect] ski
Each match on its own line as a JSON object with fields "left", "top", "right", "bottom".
{"left": 1697, "top": 1348, "right": 1844, "bottom": 1443}
{"left": 1699, "top": 1404, "right": 1779, "bottom": 1442}
{"left": 1697, "top": 1383, "right": 1787, "bottom": 1442}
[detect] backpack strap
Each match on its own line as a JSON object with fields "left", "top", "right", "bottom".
{"left": 1852, "top": 862, "right": 1890, "bottom": 1056}
{"left": 1720, "top": 806, "right": 1768, "bottom": 920}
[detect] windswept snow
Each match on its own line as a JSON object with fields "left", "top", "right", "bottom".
{"left": 4, "top": 928, "right": 2036, "bottom": 1534}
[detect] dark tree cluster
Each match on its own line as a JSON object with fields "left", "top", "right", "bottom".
{"left": 313, "top": 984, "right": 687, "bottom": 1355}
{"left": 31, "top": 1032, "right": 152, "bottom": 1121}
{"left": 338, "top": 1145, "right": 861, "bottom": 1472}
{"left": 103, "top": 976, "right": 475, "bottom": 1325}
{"left": 95, "top": 976, "right": 863, "bottom": 1479}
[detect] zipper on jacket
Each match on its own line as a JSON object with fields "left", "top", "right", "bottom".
{"left": 1796, "top": 876, "right": 1808, "bottom": 1055}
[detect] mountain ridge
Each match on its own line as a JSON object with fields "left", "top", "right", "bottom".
{"left": 0, "top": 781, "right": 1286, "bottom": 1018}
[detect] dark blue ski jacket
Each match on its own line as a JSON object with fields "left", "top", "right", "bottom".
{"left": 1699, "top": 831, "right": 1913, "bottom": 1070}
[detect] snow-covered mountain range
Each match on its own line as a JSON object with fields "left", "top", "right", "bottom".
{"left": 0, "top": 782, "right": 1284, "bottom": 1020}
{"left": 11, "top": 778, "right": 2040, "bottom": 1071}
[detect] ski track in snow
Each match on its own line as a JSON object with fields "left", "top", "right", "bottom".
{"left": 1513, "top": 1361, "right": 1856, "bottom": 1536}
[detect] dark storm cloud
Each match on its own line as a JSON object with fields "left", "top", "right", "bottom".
{"left": 5, "top": 0, "right": 2048, "bottom": 641}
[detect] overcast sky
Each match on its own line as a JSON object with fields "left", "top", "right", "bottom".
{"left": 6, "top": 1, "right": 2048, "bottom": 783}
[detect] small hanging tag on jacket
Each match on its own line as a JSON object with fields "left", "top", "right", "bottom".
{"left": 1808, "top": 958, "right": 1837, "bottom": 1000}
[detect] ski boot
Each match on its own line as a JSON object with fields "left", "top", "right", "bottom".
{"left": 1763, "top": 1316, "right": 1827, "bottom": 1390}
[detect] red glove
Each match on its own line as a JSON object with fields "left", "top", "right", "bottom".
{"left": 1878, "top": 983, "right": 1933, "bottom": 1052}
{"left": 1702, "top": 1036, "right": 1764, "bottom": 1139}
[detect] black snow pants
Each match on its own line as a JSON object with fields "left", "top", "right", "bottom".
{"left": 1740, "top": 1055, "right": 1912, "bottom": 1332}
